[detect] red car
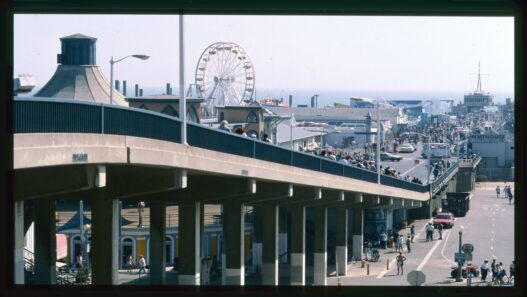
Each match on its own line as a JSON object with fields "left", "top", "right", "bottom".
{"left": 433, "top": 212, "right": 455, "bottom": 229}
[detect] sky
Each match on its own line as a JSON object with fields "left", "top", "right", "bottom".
{"left": 14, "top": 14, "right": 514, "bottom": 102}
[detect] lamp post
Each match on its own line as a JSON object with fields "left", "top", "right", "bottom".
{"left": 456, "top": 225, "right": 464, "bottom": 282}
{"left": 290, "top": 113, "right": 295, "bottom": 150}
{"left": 109, "top": 54, "right": 150, "bottom": 104}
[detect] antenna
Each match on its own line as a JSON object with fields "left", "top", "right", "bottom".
{"left": 477, "top": 60, "right": 482, "bottom": 92}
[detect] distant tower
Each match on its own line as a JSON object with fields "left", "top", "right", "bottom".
{"left": 365, "top": 111, "right": 373, "bottom": 143}
{"left": 476, "top": 60, "right": 482, "bottom": 93}
{"left": 34, "top": 33, "right": 127, "bottom": 105}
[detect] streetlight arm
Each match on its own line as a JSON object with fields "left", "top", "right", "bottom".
{"left": 112, "top": 55, "right": 131, "bottom": 64}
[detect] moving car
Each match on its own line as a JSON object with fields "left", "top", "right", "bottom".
{"left": 433, "top": 212, "right": 455, "bottom": 229}
{"left": 380, "top": 152, "right": 403, "bottom": 161}
{"left": 398, "top": 143, "right": 415, "bottom": 153}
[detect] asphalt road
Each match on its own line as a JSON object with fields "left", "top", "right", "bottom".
{"left": 326, "top": 182, "right": 515, "bottom": 286}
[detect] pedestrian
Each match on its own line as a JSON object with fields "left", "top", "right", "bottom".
{"left": 406, "top": 236, "right": 411, "bottom": 253}
{"left": 509, "top": 260, "right": 515, "bottom": 280}
{"left": 426, "top": 222, "right": 435, "bottom": 242}
{"left": 76, "top": 253, "right": 83, "bottom": 268}
{"left": 218, "top": 120, "right": 230, "bottom": 132}
{"left": 508, "top": 187, "right": 513, "bottom": 205}
{"left": 397, "top": 234, "right": 404, "bottom": 253}
{"left": 480, "top": 259, "right": 489, "bottom": 282}
{"left": 437, "top": 223, "right": 443, "bottom": 240}
{"left": 126, "top": 254, "right": 133, "bottom": 273}
{"left": 496, "top": 185, "right": 501, "bottom": 198}
{"left": 138, "top": 255, "right": 146, "bottom": 275}
{"left": 410, "top": 225, "right": 415, "bottom": 243}
{"left": 380, "top": 231, "right": 388, "bottom": 249}
{"left": 263, "top": 133, "right": 272, "bottom": 143}
{"left": 396, "top": 252, "right": 407, "bottom": 275}
{"left": 201, "top": 257, "right": 210, "bottom": 285}
{"left": 491, "top": 258, "right": 498, "bottom": 282}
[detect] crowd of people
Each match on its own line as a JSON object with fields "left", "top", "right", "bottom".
{"left": 480, "top": 258, "right": 514, "bottom": 285}
{"left": 496, "top": 184, "right": 514, "bottom": 204}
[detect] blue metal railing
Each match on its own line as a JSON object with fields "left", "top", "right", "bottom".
{"left": 430, "top": 160, "right": 460, "bottom": 195}
{"left": 14, "top": 98, "right": 430, "bottom": 193}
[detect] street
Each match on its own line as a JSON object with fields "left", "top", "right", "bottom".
{"left": 326, "top": 182, "right": 514, "bottom": 286}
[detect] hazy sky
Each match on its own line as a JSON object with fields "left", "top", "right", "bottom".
{"left": 14, "top": 14, "right": 514, "bottom": 96}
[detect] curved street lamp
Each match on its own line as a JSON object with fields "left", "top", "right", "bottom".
{"left": 109, "top": 54, "right": 150, "bottom": 104}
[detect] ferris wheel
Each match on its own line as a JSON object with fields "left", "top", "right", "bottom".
{"left": 195, "top": 42, "right": 255, "bottom": 113}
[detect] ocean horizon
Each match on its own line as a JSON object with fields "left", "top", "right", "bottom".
{"left": 21, "top": 86, "right": 514, "bottom": 106}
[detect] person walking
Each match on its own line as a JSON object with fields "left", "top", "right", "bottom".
{"left": 126, "top": 254, "right": 133, "bottom": 273}
{"left": 76, "top": 253, "right": 83, "bottom": 268}
{"left": 437, "top": 224, "right": 443, "bottom": 240}
{"left": 491, "top": 258, "right": 498, "bottom": 283}
{"left": 396, "top": 252, "right": 407, "bottom": 275}
{"left": 406, "top": 236, "right": 411, "bottom": 253}
{"left": 480, "top": 259, "right": 490, "bottom": 283}
{"left": 509, "top": 260, "right": 515, "bottom": 281}
{"left": 508, "top": 187, "right": 514, "bottom": 205}
{"left": 410, "top": 225, "right": 415, "bottom": 243}
{"left": 380, "top": 231, "right": 388, "bottom": 249}
{"left": 397, "top": 235, "right": 404, "bottom": 253}
{"left": 496, "top": 185, "right": 501, "bottom": 198}
{"left": 426, "top": 223, "right": 434, "bottom": 242}
{"left": 138, "top": 255, "right": 146, "bottom": 275}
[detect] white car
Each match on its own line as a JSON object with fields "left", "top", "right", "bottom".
{"left": 398, "top": 143, "right": 415, "bottom": 153}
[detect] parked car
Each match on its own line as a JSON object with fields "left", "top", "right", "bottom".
{"left": 398, "top": 143, "right": 415, "bottom": 153}
{"left": 433, "top": 212, "right": 455, "bottom": 229}
{"left": 380, "top": 152, "right": 403, "bottom": 161}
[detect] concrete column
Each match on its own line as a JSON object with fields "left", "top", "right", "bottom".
{"left": 149, "top": 199, "right": 166, "bottom": 284}
{"left": 313, "top": 207, "right": 327, "bottom": 286}
{"left": 14, "top": 200, "right": 25, "bottom": 284}
{"left": 278, "top": 207, "right": 288, "bottom": 263}
{"left": 223, "top": 201, "right": 245, "bottom": 285}
{"left": 335, "top": 207, "right": 348, "bottom": 276}
{"left": 261, "top": 205, "right": 279, "bottom": 285}
{"left": 178, "top": 202, "right": 201, "bottom": 285}
{"left": 290, "top": 206, "right": 305, "bottom": 286}
{"left": 252, "top": 206, "right": 263, "bottom": 274}
{"left": 352, "top": 208, "right": 364, "bottom": 261}
{"left": 34, "top": 199, "right": 56, "bottom": 284}
{"left": 91, "top": 195, "right": 119, "bottom": 285}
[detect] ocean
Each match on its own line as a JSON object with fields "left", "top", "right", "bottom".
{"left": 21, "top": 86, "right": 514, "bottom": 106}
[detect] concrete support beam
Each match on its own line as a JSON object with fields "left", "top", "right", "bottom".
{"left": 261, "top": 205, "right": 279, "bottom": 285}
{"left": 252, "top": 206, "right": 263, "bottom": 274}
{"left": 335, "top": 207, "right": 348, "bottom": 276}
{"left": 352, "top": 208, "right": 364, "bottom": 261}
{"left": 14, "top": 200, "right": 25, "bottom": 284}
{"left": 178, "top": 202, "right": 201, "bottom": 285}
{"left": 313, "top": 207, "right": 327, "bottom": 286}
{"left": 91, "top": 193, "right": 119, "bottom": 285}
{"left": 290, "top": 206, "right": 305, "bottom": 286}
{"left": 278, "top": 207, "right": 288, "bottom": 264}
{"left": 223, "top": 201, "right": 245, "bottom": 285}
{"left": 34, "top": 199, "right": 56, "bottom": 284}
{"left": 149, "top": 199, "right": 166, "bottom": 285}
